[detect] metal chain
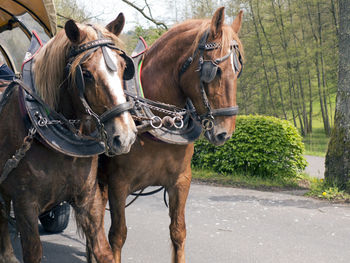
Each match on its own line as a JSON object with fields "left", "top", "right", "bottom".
{"left": 0, "top": 127, "right": 37, "bottom": 185}
{"left": 0, "top": 126, "right": 35, "bottom": 228}
{"left": 133, "top": 100, "right": 186, "bottom": 130}
{"left": 135, "top": 100, "right": 186, "bottom": 118}
{"left": 35, "top": 112, "right": 80, "bottom": 128}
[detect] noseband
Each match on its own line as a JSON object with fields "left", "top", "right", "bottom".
{"left": 179, "top": 29, "right": 243, "bottom": 130}
{"left": 66, "top": 28, "right": 135, "bottom": 155}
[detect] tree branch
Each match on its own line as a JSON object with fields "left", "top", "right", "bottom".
{"left": 121, "top": 0, "right": 168, "bottom": 30}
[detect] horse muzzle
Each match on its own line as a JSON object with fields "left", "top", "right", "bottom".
{"left": 104, "top": 113, "right": 137, "bottom": 156}
{"left": 204, "top": 127, "right": 232, "bottom": 146}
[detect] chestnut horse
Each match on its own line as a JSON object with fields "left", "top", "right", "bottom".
{"left": 0, "top": 14, "right": 137, "bottom": 263}
{"left": 97, "top": 7, "right": 243, "bottom": 263}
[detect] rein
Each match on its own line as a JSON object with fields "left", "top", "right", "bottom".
{"left": 179, "top": 29, "right": 243, "bottom": 130}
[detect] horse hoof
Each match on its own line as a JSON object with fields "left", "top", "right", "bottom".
{"left": 0, "top": 254, "right": 20, "bottom": 263}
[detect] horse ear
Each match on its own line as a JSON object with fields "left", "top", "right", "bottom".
{"left": 210, "top": 7, "right": 225, "bottom": 37}
{"left": 106, "top": 13, "right": 125, "bottom": 36}
{"left": 65, "top": 20, "right": 85, "bottom": 44}
{"left": 232, "top": 10, "right": 243, "bottom": 34}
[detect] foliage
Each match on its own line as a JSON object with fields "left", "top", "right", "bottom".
{"left": 306, "top": 178, "right": 350, "bottom": 201}
{"left": 54, "top": 0, "right": 92, "bottom": 27}
{"left": 233, "top": 0, "right": 338, "bottom": 137}
{"left": 133, "top": 26, "right": 167, "bottom": 45}
{"left": 122, "top": 26, "right": 167, "bottom": 54}
{"left": 192, "top": 115, "right": 307, "bottom": 178}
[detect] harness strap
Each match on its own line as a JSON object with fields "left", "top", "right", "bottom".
{"left": 211, "top": 106, "right": 239, "bottom": 117}
{"left": 69, "top": 39, "right": 114, "bottom": 57}
{"left": 19, "top": 80, "right": 83, "bottom": 136}
{"left": 100, "top": 101, "right": 135, "bottom": 123}
{"left": 125, "top": 186, "right": 168, "bottom": 208}
{"left": 13, "top": 79, "right": 79, "bottom": 134}
{"left": 0, "top": 81, "right": 16, "bottom": 115}
{"left": 124, "top": 90, "right": 187, "bottom": 114}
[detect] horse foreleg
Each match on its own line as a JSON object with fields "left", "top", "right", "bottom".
{"left": 0, "top": 196, "right": 19, "bottom": 263}
{"left": 86, "top": 182, "right": 109, "bottom": 263}
{"left": 75, "top": 184, "right": 114, "bottom": 263}
{"left": 13, "top": 199, "right": 42, "bottom": 263}
{"left": 107, "top": 182, "right": 128, "bottom": 263}
{"left": 168, "top": 170, "right": 191, "bottom": 263}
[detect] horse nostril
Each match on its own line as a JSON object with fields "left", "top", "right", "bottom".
{"left": 216, "top": 132, "right": 228, "bottom": 142}
{"left": 113, "top": 135, "right": 122, "bottom": 149}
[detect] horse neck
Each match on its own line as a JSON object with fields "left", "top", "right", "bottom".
{"left": 141, "top": 23, "right": 201, "bottom": 107}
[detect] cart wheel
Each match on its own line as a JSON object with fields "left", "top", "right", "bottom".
{"left": 39, "top": 202, "right": 70, "bottom": 233}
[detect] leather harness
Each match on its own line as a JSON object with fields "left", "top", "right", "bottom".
{"left": 20, "top": 29, "right": 135, "bottom": 157}
{"left": 179, "top": 29, "right": 243, "bottom": 131}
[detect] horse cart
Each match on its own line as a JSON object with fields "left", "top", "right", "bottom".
{"left": 0, "top": 0, "right": 70, "bottom": 233}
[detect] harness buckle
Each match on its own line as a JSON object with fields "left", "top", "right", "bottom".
{"left": 201, "top": 118, "right": 214, "bottom": 131}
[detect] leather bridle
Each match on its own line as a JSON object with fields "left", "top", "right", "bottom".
{"left": 179, "top": 29, "right": 243, "bottom": 130}
{"left": 66, "top": 28, "right": 135, "bottom": 155}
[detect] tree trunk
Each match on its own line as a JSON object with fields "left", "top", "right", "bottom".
{"left": 325, "top": 0, "right": 350, "bottom": 189}
{"left": 330, "top": 0, "right": 339, "bottom": 38}
{"left": 288, "top": 0, "right": 308, "bottom": 134}
{"left": 257, "top": 1, "right": 287, "bottom": 119}
{"left": 249, "top": 0, "right": 277, "bottom": 116}
{"left": 306, "top": 0, "right": 331, "bottom": 136}
{"left": 317, "top": 3, "right": 331, "bottom": 135}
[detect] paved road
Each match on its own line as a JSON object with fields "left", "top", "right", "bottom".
{"left": 11, "top": 183, "right": 350, "bottom": 263}
{"left": 304, "top": 155, "right": 325, "bottom": 179}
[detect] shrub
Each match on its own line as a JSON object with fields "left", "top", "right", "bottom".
{"left": 192, "top": 115, "right": 307, "bottom": 178}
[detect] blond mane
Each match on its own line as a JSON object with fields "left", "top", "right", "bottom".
{"left": 33, "top": 23, "right": 123, "bottom": 110}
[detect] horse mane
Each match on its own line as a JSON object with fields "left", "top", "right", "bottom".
{"left": 33, "top": 24, "right": 123, "bottom": 110}
{"left": 147, "top": 18, "right": 244, "bottom": 62}
{"left": 188, "top": 19, "right": 244, "bottom": 59}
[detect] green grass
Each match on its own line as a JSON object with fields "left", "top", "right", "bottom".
{"left": 192, "top": 168, "right": 350, "bottom": 202}
{"left": 192, "top": 168, "right": 303, "bottom": 191}
{"left": 290, "top": 93, "right": 335, "bottom": 157}
{"left": 305, "top": 175, "right": 350, "bottom": 202}
{"left": 302, "top": 127, "right": 329, "bottom": 156}
{"left": 192, "top": 168, "right": 350, "bottom": 203}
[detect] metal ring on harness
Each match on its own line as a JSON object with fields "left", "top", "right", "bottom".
{"left": 201, "top": 118, "right": 214, "bottom": 131}
{"left": 173, "top": 116, "right": 184, "bottom": 129}
{"left": 150, "top": 116, "right": 162, "bottom": 129}
{"left": 37, "top": 116, "right": 48, "bottom": 127}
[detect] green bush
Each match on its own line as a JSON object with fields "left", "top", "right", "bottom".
{"left": 192, "top": 115, "right": 307, "bottom": 178}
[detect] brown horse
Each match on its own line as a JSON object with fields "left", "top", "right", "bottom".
{"left": 97, "top": 7, "right": 243, "bottom": 263}
{"left": 0, "top": 14, "right": 137, "bottom": 263}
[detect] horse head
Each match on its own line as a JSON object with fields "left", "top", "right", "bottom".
{"left": 180, "top": 8, "right": 243, "bottom": 146}
{"left": 33, "top": 13, "right": 137, "bottom": 155}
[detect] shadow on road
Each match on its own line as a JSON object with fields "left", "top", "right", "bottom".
{"left": 209, "top": 194, "right": 334, "bottom": 210}
{"left": 10, "top": 225, "right": 86, "bottom": 263}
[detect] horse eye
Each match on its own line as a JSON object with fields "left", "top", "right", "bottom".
{"left": 83, "top": 70, "right": 93, "bottom": 80}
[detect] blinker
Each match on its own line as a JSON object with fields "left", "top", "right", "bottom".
{"left": 100, "top": 46, "right": 135, "bottom": 81}
{"left": 121, "top": 53, "right": 135, "bottom": 81}
{"left": 102, "top": 46, "right": 118, "bottom": 72}
{"left": 200, "top": 61, "right": 218, "bottom": 83}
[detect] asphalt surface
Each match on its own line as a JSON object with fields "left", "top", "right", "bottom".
{"left": 304, "top": 155, "right": 325, "bottom": 179}
{"left": 11, "top": 182, "right": 350, "bottom": 263}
